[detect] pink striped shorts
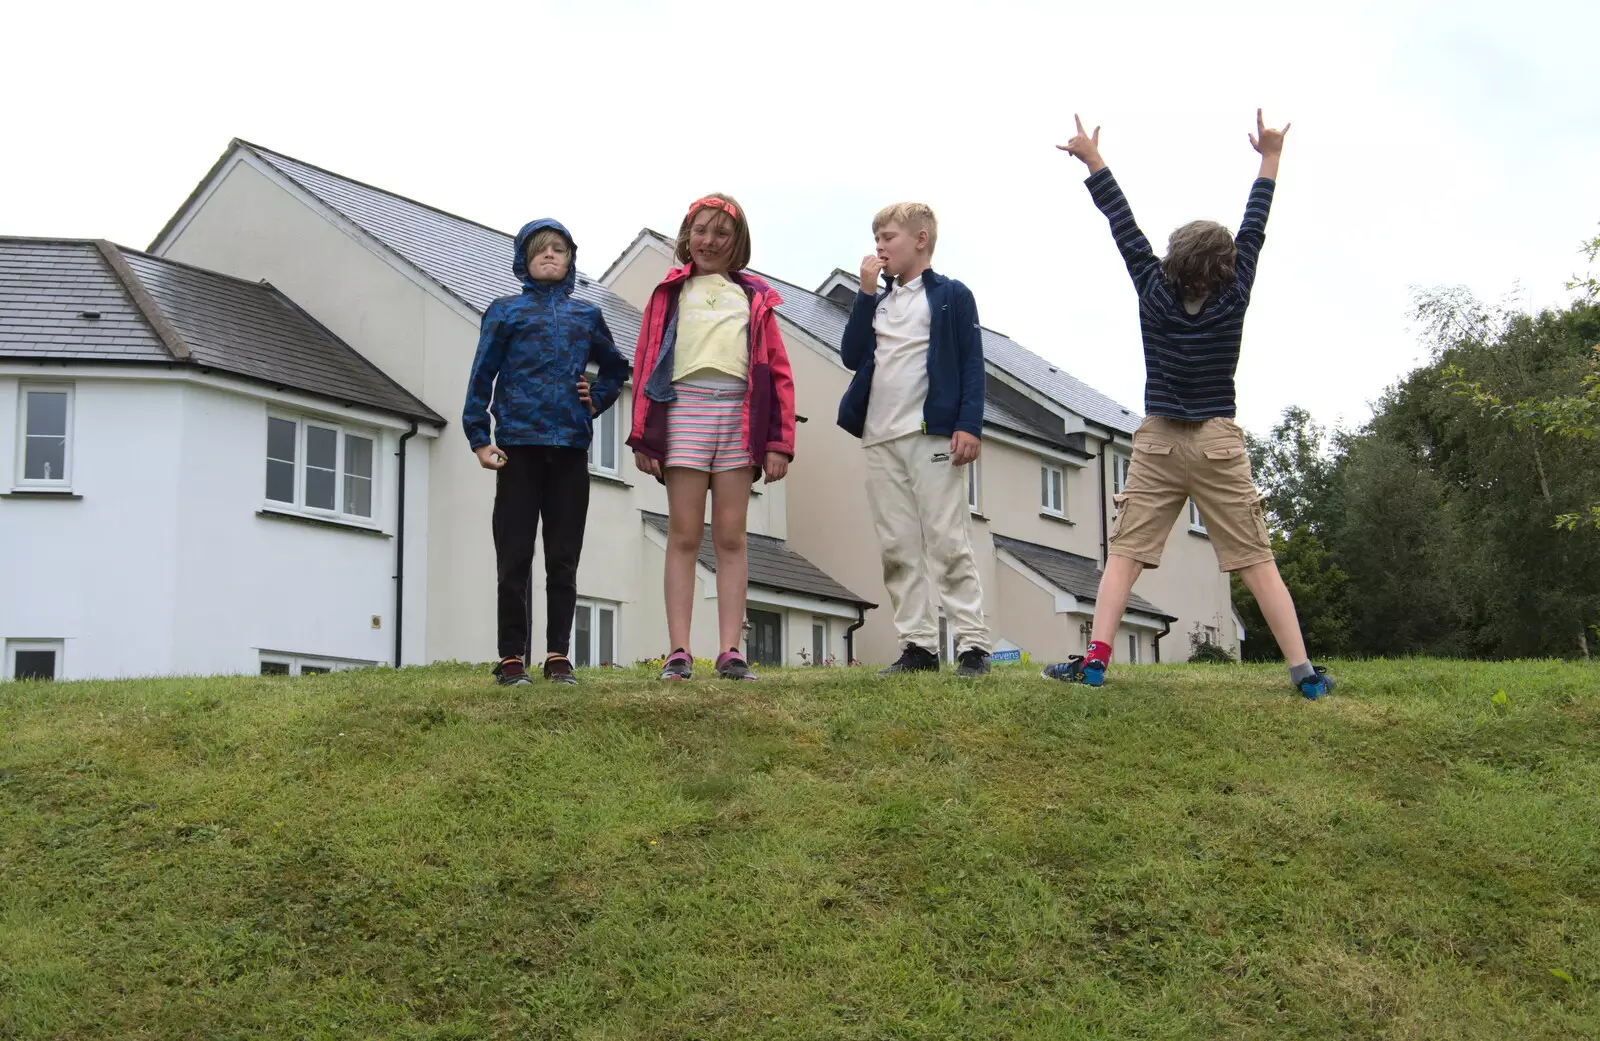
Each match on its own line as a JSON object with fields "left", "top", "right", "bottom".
{"left": 665, "top": 377, "right": 751, "bottom": 473}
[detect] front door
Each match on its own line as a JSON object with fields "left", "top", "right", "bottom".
{"left": 746, "top": 609, "right": 783, "bottom": 667}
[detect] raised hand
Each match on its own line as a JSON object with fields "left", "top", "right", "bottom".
{"left": 1248, "top": 108, "right": 1290, "bottom": 156}
{"left": 1057, "top": 114, "right": 1105, "bottom": 173}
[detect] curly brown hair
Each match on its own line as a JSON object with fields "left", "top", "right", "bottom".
{"left": 674, "top": 193, "right": 751, "bottom": 273}
{"left": 1160, "top": 220, "right": 1236, "bottom": 299}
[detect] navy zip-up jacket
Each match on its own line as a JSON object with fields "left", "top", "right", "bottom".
{"left": 836, "top": 267, "right": 985, "bottom": 440}
{"left": 462, "top": 218, "right": 630, "bottom": 450}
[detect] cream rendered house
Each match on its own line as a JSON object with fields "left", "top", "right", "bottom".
{"left": 603, "top": 234, "right": 1245, "bottom": 666}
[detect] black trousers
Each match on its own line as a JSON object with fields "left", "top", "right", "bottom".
{"left": 493, "top": 446, "right": 590, "bottom": 660}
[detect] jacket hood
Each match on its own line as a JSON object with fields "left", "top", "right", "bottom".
{"left": 513, "top": 218, "right": 577, "bottom": 294}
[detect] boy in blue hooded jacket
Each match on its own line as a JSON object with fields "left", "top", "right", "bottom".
{"left": 463, "top": 219, "right": 630, "bottom": 686}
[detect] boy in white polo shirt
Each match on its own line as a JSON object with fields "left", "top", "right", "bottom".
{"left": 837, "top": 202, "right": 992, "bottom": 677}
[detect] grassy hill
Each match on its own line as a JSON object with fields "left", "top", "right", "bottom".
{"left": 2, "top": 660, "right": 1597, "bottom": 1039}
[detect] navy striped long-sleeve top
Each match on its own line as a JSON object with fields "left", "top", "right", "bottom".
{"left": 1085, "top": 167, "right": 1275, "bottom": 421}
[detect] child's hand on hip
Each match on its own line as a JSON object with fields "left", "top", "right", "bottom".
{"left": 475, "top": 444, "right": 507, "bottom": 470}
{"left": 1057, "top": 114, "right": 1105, "bottom": 173}
{"left": 577, "top": 376, "right": 595, "bottom": 414}
{"left": 763, "top": 452, "right": 789, "bottom": 484}
{"left": 950, "top": 431, "right": 981, "bottom": 466}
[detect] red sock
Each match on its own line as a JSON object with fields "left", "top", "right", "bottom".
{"left": 1085, "top": 640, "right": 1113, "bottom": 667}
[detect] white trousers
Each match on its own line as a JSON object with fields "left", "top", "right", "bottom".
{"left": 863, "top": 434, "right": 990, "bottom": 655}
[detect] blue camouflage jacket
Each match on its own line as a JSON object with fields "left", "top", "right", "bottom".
{"left": 462, "top": 218, "right": 630, "bottom": 450}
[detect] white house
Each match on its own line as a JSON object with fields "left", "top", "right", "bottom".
{"left": 0, "top": 236, "right": 443, "bottom": 681}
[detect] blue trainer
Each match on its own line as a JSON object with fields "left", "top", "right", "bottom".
{"left": 1298, "top": 666, "right": 1334, "bottom": 700}
{"left": 1041, "top": 656, "right": 1106, "bottom": 686}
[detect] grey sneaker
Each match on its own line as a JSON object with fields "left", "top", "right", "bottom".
{"left": 543, "top": 656, "right": 578, "bottom": 685}
{"left": 494, "top": 657, "right": 533, "bottom": 686}
{"left": 661, "top": 650, "right": 692, "bottom": 682}
{"left": 955, "top": 648, "right": 991, "bottom": 677}
{"left": 716, "top": 649, "right": 757, "bottom": 681}
{"left": 878, "top": 644, "right": 939, "bottom": 675}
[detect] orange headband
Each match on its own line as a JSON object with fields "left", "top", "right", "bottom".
{"left": 687, "top": 196, "right": 739, "bottom": 221}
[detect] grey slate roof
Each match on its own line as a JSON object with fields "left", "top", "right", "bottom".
{"left": 641, "top": 511, "right": 875, "bottom": 608}
{"left": 993, "top": 533, "right": 1176, "bottom": 621}
{"left": 0, "top": 239, "right": 169, "bottom": 360}
{"left": 758, "top": 264, "right": 1141, "bottom": 437}
{"left": 0, "top": 237, "right": 441, "bottom": 424}
{"left": 223, "top": 141, "right": 644, "bottom": 359}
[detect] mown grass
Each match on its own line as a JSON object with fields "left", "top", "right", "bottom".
{"left": 2, "top": 659, "right": 1597, "bottom": 1039}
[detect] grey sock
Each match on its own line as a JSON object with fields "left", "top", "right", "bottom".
{"left": 1289, "top": 661, "right": 1317, "bottom": 684}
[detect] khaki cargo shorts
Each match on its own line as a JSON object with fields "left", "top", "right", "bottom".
{"left": 1109, "top": 416, "right": 1273, "bottom": 573}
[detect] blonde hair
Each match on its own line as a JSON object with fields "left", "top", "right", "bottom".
{"left": 526, "top": 227, "right": 570, "bottom": 260}
{"left": 1161, "top": 220, "right": 1236, "bottom": 299}
{"left": 872, "top": 202, "right": 938, "bottom": 256}
{"left": 674, "top": 193, "right": 752, "bottom": 273}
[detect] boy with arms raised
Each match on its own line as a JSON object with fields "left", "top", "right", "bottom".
{"left": 1044, "top": 112, "right": 1334, "bottom": 699}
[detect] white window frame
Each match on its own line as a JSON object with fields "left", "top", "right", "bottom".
{"left": 587, "top": 390, "right": 621, "bottom": 478}
{"left": 1040, "top": 463, "right": 1065, "bottom": 518}
{"left": 14, "top": 383, "right": 74, "bottom": 491}
{"left": 1126, "top": 632, "right": 1141, "bottom": 664}
{"left": 809, "top": 616, "right": 830, "bottom": 666}
{"left": 6, "top": 638, "right": 64, "bottom": 681}
{"left": 966, "top": 458, "right": 982, "bottom": 514}
{"left": 259, "top": 651, "right": 375, "bottom": 676}
{"left": 571, "top": 598, "right": 619, "bottom": 668}
{"left": 264, "top": 411, "right": 380, "bottom": 525}
{"left": 1189, "top": 499, "right": 1208, "bottom": 534}
{"left": 1112, "top": 451, "right": 1132, "bottom": 496}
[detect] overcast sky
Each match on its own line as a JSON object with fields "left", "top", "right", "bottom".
{"left": 5, "top": 0, "right": 1595, "bottom": 436}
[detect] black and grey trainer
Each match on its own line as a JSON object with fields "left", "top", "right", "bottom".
{"left": 878, "top": 643, "right": 940, "bottom": 676}
{"left": 955, "top": 648, "right": 992, "bottom": 677}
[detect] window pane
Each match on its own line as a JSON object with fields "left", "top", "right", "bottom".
{"left": 24, "top": 435, "right": 65, "bottom": 481}
{"left": 261, "top": 661, "right": 290, "bottom": 676}
{"left": 598, "top": 607, "right": 614, "bottom": 667}
{"left": 1051, "top": 470, "right": 1063, "bottom": 511}
{"left": 306, "top": 426, "right": 337, "bottom": 469}
{"left": 14, "top": 650, "right": 56, "bottom": 681}
{"left": 267, "top": 417, "right": 296, "bottom": 463}
{"left": 266, "top": 459, "right": 295, "bottom": 503}
{"left": 574, "top": 605, "right": 592, "bottom": 668}
{"left": 301, "top": 665, "right": 331, "bottom": 676}
{"left": 344, "top": 474, "right": 373, "bottom": 517}
{"left": 1040, "top": 467, "right": 1049, "bottom": 508}
{"left": 25, "top": 391, "right": 67, "bottom": 436}
{"left": 601, "top": 412, "right": 617, "bottom": 471}
{"left": 812, "top": 623, "right": 824, "bottom": 665}
{"left": 344, "top": 434, "right": 373, "bottom": 479}
{"left": 967, "top": 463, "right": 978, "bottom": 508}
{"left": 305, "top": 426, "right": 337, "bottom": 510}
{"left": 305, "top": 467, "right": 335, "bottom": 510}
